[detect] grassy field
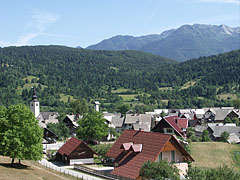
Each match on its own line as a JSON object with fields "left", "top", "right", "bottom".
{"left": 159, "top": 87, "right": 172, "bottom": 91}
{"left": 119, "top": 94, "right": 138, "bottom": 102}
{"left": 217, "top": 93, "right": 238, "bottom": 100}
{"left": 59, "top": 93, "right": 75, "bottom": 103}
{"left": 0, "top": 156, "right": 80, "bottom": 180}
{"left": 23, "top": 76, "right": 39, "bottom": 82}
{"left": 190, "top": 142, "right": 240, "bottom": 171}
{"left": 180, "top": 79, "right": 199, "bottom": 90}
{"left": 111, "top": 88, "right": 130, "bottom": 94}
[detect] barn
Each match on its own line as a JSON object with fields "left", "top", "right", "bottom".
{"left": 56, "top": 137, "right": 97, "bottom": 165}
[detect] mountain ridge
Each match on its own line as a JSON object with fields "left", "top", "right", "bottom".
{"left": 86, "top": 24, "right": 240, "bottom": 61}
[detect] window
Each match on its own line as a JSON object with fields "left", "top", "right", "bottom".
{"left": 164, "top": 128, "right": 174, "bottom": 134}
{"left": 171, "top": 151, "right": 175, "bottom": 162}
{"left": 158, "top": 152, "right": 162, "bottom": 161}
{"left": 36, "top": 103, "right": 38, "bottom": 106}
{"left": 31, "top": 103, "right": 33, "bottom": 106}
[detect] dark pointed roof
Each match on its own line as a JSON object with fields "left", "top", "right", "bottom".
{"left": 31, "top": 88, "right": 39, "bottom": 102}
{"left": 57, "top": 137, "right": 97, "bottom": 156}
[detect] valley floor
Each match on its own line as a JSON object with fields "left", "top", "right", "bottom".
{"left": 190, "top": 142, "right": 240, "bottom": 172}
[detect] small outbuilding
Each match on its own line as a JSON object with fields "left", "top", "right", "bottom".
{"left": 56, "top": 137, "right": 97, "bottom": 165}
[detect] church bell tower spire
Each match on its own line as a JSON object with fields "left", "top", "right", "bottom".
{"left": 30, "top": 88, "right": 40, "bottom": 118}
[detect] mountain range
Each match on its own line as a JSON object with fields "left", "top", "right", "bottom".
{"left": 86, "top": 24, "right": 240, "bottom": 61}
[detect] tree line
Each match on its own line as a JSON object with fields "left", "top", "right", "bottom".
{"left": 0, "top": 46, "right": 239, "bottom": 112}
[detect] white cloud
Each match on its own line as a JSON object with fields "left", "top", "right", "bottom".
{"left": 198, "top": 0, "right": 240, "bottom": 4}
{"left": 29, "top": 10, "right": 59, "bottom": 32}
{"left": 0, "top": 9, "right": 59, "bottom": 47}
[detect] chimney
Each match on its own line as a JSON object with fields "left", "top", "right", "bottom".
{"left": 94, "top": 101, "right": 101, "bottom": 112}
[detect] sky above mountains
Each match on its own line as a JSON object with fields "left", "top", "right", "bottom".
{"left": 0, "top": 0, "right": 239, "bottom": 48}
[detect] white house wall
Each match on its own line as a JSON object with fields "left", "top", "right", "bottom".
{"left": 70, "top": 158, "right": 94, "bottom": 165}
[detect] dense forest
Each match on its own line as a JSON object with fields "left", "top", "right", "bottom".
{"left": 0, "top": 45, "right": 239, "bottom": 112}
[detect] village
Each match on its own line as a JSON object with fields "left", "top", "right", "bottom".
{"left": 28, "top": 89, "right": 240, "bottom": 180}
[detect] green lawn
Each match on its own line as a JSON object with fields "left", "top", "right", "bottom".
{"left": 180, "top": 79, "right": 199, "bottom": 90}
{"left": 217, "top": 93, "right": 238, "bottom": 100}
{"left": 190, "top": 142, "right": 240, "bottom": 172}
{"left": 17, "top": 83, "right": 48, "bottom": 95}
{"left": 159, "top": 87, "right": 172, "bottom": 91}
{"left": 112, "top": 88, "right": 131, "bottom": 93}
{"left": 22, "top": 75, "right": 39, "bottom": 82}
{"left": 59, "top": 93, "right": 75, "bottom": 103}
{"left": 119, "top": 94, "right": 138, "bottom": 102}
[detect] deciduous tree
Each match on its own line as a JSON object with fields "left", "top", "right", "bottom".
{"left": 76, "top": 110, "right": 108, "bottom": 144}
{"left": 0, "top": 104, "right": 43, "bottom": 164}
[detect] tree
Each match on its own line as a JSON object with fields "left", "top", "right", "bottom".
{"left": 220, "top": 131, "right": 229, "bottom": 142}
{"left": 70, "top": 99, "right": 88, "bottom": 116}
{"left": 76, "top": 110, "right": 108, "bottom": 144}
{"left": 201, "top": 130, "right": 210, "bottom": 142}
{"left": 47, "top": 122, "right": 69, "bottom": 139}
{"left": 224, "top": 117, "right": 232, "bottom": 123}
{"left": 139, "top": 160, "right": 180, "bottom": 180}
{"left": 116, "top": 104, "right": 130, "bottom": 115}
{"left": 232, "top": 117, "right": 240, "bottom": 126}
{"left": 233, "top": 99, "right": 240, "bottom": 109}
{"left": 0, "top": 104, "right": 43, "bottom": 164}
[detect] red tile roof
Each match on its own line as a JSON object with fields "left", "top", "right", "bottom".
{"left": 57, "top": 137, "right": 96, "bottom": 156}
{"left": 177, "top": 118, "right": 188, "bottom": 129}
{"left": 106, "top": 130, "right": 193, "bottom": 179}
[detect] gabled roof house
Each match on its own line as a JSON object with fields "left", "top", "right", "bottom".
{"left": 56, "top": 137, "right": 97, "bottom": 165}
{"left": 151, "top": 115, "right": 188, "bottom": 138}
{"left": 106, "top": 130, "right": 193, "bottom": 179}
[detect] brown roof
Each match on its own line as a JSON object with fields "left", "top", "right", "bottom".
{"left": 57, "top": 137, "right": 96, "bottom": 156}
{"left": 106, "top": 130, "right": 193, "bottom": 179}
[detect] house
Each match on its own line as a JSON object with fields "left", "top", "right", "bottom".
{"left": 56, "top": 137, "right": 97, "bottom": 165}
{"left": 103, "top": 113, "right": 124, "bottom": 140}
{"left": 203, "top": 108, "right": 217, "bottom": 123}
{"left": 112, "top": 115, "right": 125, "bottom": 133}
{"left": 151, "top": 115, "right": 188, "bottom": 138}
{"left": 227, "top": 133, "right": 240, "bottom": 144}
{"left": 214, "top": 109, "right": 231, "bottom": 122}
{"left": 106, "top": 130, "right": 194, "bottom": 179}
{"left": 124, "top": 114, "right": 152, "bottom": 131}
{"left": 207, "top": 123, "right": 240, "bottom": 141}
{"left": 226, "top": 110, "right": 240, "bottom": 120}
{"left": 103, "top": 113, "right": 124, "bottom": 133}
{"left": 37, "top": 112, "right": 59, "bottom": 125}
{"left": 193, "top": 125, "right": 208, "bottom": 137}
{"left": 63, "top": 115, "right": 81, "bottom": 136}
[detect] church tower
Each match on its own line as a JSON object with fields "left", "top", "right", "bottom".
{"left": 30, "top": 88, "right": 40, "bottom": 118}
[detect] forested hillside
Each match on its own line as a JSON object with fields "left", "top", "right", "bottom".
{"left": 0, "top": 46, "right": 239, "bottom": 112}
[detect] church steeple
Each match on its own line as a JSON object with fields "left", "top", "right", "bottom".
{"left": 32, "top": 88, "right": 38, "bottom": 101}
{"left": 30, "top": 88, "right": 40, "bottom": 118}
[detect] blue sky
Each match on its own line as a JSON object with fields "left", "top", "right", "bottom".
{"left": 0, "top": 0, "right": 239, "bottom": 48}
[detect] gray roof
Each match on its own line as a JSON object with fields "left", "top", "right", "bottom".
{"left": 65, "top": 114, "right": 82, "bottom": 127}
{"left": 196, "top": 114, "right": 204, "bottom": 119}
{"left": 37, "top": 112, "right": 59, "bottom": 125}
{"left": 194, "top": 125, "right": 208, "bottom": 132}
{"left": 133, "top": 124, "right": 150, "bottom": 132}
{"left": 124, "top": 114, "right": 151, "bottom": 125}
{"left": 215, "top": 109, "right": 230, "bottom": 121}
{"left": 112, "top": 116, "right": 124, "bottom": 128}
{"left": 228, "top": 133, "right": 240, "bottom": 143}
{"left": 209, "top": 126, "right": 240, "bottom": 138}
